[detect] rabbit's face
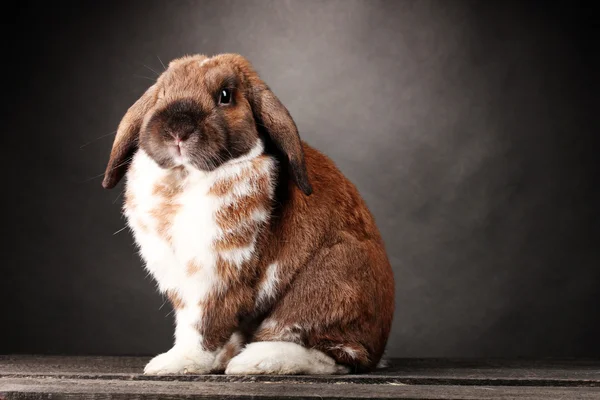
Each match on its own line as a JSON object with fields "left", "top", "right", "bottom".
{"left": 140, "top": 55, "right": 260, "bottom": 171}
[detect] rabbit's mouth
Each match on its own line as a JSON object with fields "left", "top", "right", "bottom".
{"left": 174, "top": 142, "right": 182, "bottom": 157}
{"left": 170, "top": 144, "right": 183, "bottom": 163}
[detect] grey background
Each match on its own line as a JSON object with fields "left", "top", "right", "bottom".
{"left": 4, "top": 0, "right": 598, "bottom": 357}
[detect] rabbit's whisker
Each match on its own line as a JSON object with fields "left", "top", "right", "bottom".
{"left": 81, "top": 157, "right": 133, "bottom": 183}
{"left": 158, "top": 298, "right": 168, "bottom": 311}
{"left": 113, "top": 226, "right": 128, "bottom": 235}
{"left": 113, "top": 189, "right": 126, "bottom": 204}
{"left": 157, "top": 55, "right": 166, "bottom": 71}
{"left": 143, "top": 64, "right": 160, "bottom": 77}
{"left": 79, "top": 130, "right": 117, "bottom": 149}
{"left": 134, "top": 74, "right": 156, "bottom": 82}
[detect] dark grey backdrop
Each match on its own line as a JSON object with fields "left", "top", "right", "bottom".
{"left": 4, "top": 0, "right": 598, "bottom": 358}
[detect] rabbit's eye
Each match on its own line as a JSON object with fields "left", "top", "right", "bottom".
{"left": 219, "top": 88, "right": 232, "bottom": 105}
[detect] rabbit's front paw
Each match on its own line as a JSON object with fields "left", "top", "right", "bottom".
{"left": 144, "top": 347, "right": 214, "bottom": 375}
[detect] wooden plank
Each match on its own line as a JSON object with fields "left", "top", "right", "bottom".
{"left": 1, "top": 356, "right": 598, "bottom": 399}
{"left": 1, "top": 356, "right": 598, "bottom": 387}
{"left": 2, "top": 377, "right": 600, "bottom": 400}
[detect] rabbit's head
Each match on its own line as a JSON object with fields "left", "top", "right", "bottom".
{"left": 102, "top": 54, "right": 312, "bottom": 195}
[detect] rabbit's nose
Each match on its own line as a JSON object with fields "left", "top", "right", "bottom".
{"left": 168, "top": 114, "right": 196, "bottom": 141}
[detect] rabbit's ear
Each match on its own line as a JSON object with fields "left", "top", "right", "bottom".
{"left": 248, "top": 84, "right": 312, "bottom": 196}
{"left": 102, "top": 84, "right": 157, "bottom": 189}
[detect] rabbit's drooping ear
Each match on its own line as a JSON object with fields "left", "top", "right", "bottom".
{"left": 249, "top": 85, "right": 312, "bottom": 196}
{"left": 102, "top": 84, "right": 157, "bottom": 189}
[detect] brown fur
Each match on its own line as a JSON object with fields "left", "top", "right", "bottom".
{"left": 198, "top": 158, "right": 275, "bottom": 352}
{"left": 213, "top": 224, "right": 258, "bottom": 252}
{"left": 250, "top": 144, "right": 395, "bottom": 372}
{"left": 208, "top": 179, "right": 234, "bottom": 197}
{"left": 253, "top": 320, "right": 305, "bottom": 344}
{"left": 166, "top": 290, "right": 185, "bottom": 310}
{"left": 214, "top": 255, "right": 242, "bottom": 286}
{"left": 104, "top": 53, "right": 394, "bottom": 373}
{"left": 215, "top": 193, "right": 270, "bottom": 230}
{"left": 208, "top": 157, "right": 270, "bottom": 197}
{"left": 198, "top": 283, "right": 255, "bottom": 352}
{"left": 186, "top": 260, "right": 202, "bottom": 277}
{"left": 194, "top": 141, "right": 395, "bottom": 372}
{"left": 149, "top": 169, "right": 187, "bottom": 244}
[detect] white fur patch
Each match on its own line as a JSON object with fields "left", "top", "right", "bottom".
{"left": 258, "top": 318, "right": 278, "bottom": 331}
{"left": 219, "top": 243, "right": 257, "bottom": 266}
{"left": 343, "top": 346, "right": 358, "bottom": 359}
{"left": 256, "top": 262, "right": 279, "bottom": 307}
{"left": 227, "top": 331, "right": 244, "bottom": 349}
{"left": 124, "top": 139, "right": 275, "bottom": 374}
{"left": 198, "top": 57, "right": 212, "bottom": 67}
{"left": 225, "top": 341, "right": 349, "bottom": 375}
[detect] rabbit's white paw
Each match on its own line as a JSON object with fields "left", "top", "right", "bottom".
{"left": 225, "top": 341, "right": 348, "bottom": 375}
{"left": 144, "top": 347, "right": 214, "bottom": 375}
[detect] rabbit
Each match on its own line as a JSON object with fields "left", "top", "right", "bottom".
{"left": 102, "top": 54, "right": 394, "bottom": 375}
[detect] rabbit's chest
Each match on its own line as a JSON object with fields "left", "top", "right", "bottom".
{"left": 122, "top": 148, "right": 275, "bottom": 294}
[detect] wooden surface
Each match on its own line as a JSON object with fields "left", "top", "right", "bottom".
{"left": 1, "top": 356, "right": 599, "bottom": 399}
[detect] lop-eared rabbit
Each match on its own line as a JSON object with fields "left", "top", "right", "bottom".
{"left": 103, "top": 54, "right": 394, "bottom": 375}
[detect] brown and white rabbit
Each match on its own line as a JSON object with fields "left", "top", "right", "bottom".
{"left": 102, "top": 54, "right": 394, "bottom": 375}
